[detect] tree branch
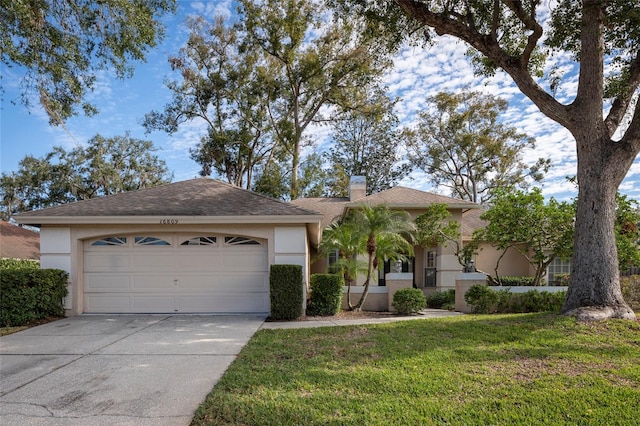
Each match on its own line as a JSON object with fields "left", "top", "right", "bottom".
{"left": 605, "top": 51, "right": 640, "bottom": 137}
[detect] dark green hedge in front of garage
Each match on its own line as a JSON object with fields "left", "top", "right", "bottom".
{"left": 269, "top": 264, "right": 303, "bottom": 320}
{"left": 0, "top": 268, "right": 68, "bottom": 327}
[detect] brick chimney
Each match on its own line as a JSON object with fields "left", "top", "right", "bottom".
{"left": 349, "top": 176, "right": 366, "bottom": 201}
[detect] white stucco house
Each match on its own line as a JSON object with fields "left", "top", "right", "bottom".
{"left": 15, "top": 178, "right": 322, "bottom": 316}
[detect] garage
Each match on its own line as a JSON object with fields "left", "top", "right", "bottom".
{"left": 83, "top": 233, "right": 269, "bottom": 313}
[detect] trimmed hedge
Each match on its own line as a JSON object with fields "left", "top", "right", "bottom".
{"left": 491, "top": 276, "right": 536, "bottom": 286}
{"left": 269, "top": 264, "right": 303, "bottom": 320}
{"left": 307, "top": 274, "right": 343, "bottom": 316}
{"left": 465, "top": 284, "right": 566, "bottom": 314}
{"left": 0, "top": 258, "right": 39, "bottom": 270}
{"left": 392, "top": 288, "right": 427, "bottom": 315}
{"left": 1, "top": 268, "right": 68, "bottom": 327}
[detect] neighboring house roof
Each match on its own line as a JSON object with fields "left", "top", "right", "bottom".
{"left": 290, "top": 197, "right": 349, "bottom": 230}
{"left": 350, "top": 186, "right": 480, "bottom": 209}
{"left": 462, "top": 208, "right": 488, "bottom": 239}
{"left": 0, "top": 221, "right": 39, "bottom": 260}
{"left": 15, "top": 178, "right": 321, "bottom": 224}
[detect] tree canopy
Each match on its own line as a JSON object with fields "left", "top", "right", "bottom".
{"left": 337, "top": 0, "right": 640, "bottom": 320}
{"left": 1, "top": 0, "right": 175, "bottom": 124}
{"left": 407, "top": 91, "right": 549, "bottom": 204}
{"left": 0, "top": 134, "right": 172, "bottom": 219}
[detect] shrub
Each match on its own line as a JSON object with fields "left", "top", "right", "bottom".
{"left": 392, "top": 288, "right": 427, "bottom": 315}
{"left": 0, "top": 268, "right": 68, "bottom": 327}
{"left": 465, "top": 284, "right": 566, "bottom": 314}
{"left": 269, "top": 264, "right": 303, "bottom": 320}
{"left": 493, "top": 276, "right": 536, "bottom": 286}
{"left": 307, "top": 274, "right": 343, "bottom": 316}
{"left": 0, "top": 258, "right": 39, "bottom": 270}
{"left": 426, "top": 289, "right": 455, "bottom": 309}
{"left": 621, "top": 275, "right": 640, "bottom": 311}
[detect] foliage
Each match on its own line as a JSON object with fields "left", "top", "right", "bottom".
{"left": 336, "top": 0, "right": 640, "bottom": 319}
{"left": 0, "top": 268, "right": 68, "bottom": 327}
{"left": 425, "top": 289, "right": 455, "bottom": 309}
{"left": 621, "top": 275, "right": 640, "bottom": 311}
{"left": 407, "top": 91, "right": 549, "bottom": 203}
{"left": 0, "top": 0, "right": 175, "bottom": 124}
{"left": 415, "top": 203, "right": 478, "bottom": 268}
{"left": 345, "top": 204, "right": 415, "bottom": 311}
{"left": 477, "top": 189, "right": 574, "bottom": 286}
{"left": 0, "top": 134, "right": 171, "bottom": 219}
{"left": 615, "top": 194, "right": 640, "bottom": 271}
{"left": 0, "top": 258, "right": 39, "bottom": 270}
{"left": 392, "top": 288, "right": 427, "bottom": 314}
{"left": 465, "top": 284, "right": 566, "bottom": 314}
{"left": 492, "top": 276, "right": 536, "bottom": 287}
{"left": 269, "top": 264, "right": 304, "bottom": 320}
{"left": 325, "top": 90, "right": 412, "bottom": 197}
{"left": 192, "top": 314, "right": 640, "bottom": 425}
{"left": 306, "top": 274, "right": 344, "bottom": 316}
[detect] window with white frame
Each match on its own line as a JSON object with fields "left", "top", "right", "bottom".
{"left": 91, "top": 236, "right": 127, "bottom": 246}
{"left": 180, "top": 236, "right": 217, "bottom": 246}
{"left": 547, "top": 258, "right": 571, "bottom": 284}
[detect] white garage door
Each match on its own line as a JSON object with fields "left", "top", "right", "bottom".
{"left": 83, "top": 234, "right": 269, "bottom": 313}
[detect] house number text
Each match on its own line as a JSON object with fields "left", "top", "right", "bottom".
{"left": 159, "top": 219, "right": 179, "bottom": 224}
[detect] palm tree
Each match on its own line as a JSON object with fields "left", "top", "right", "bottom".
{"left": 318, "top": 219, "right": 366, "bottom": 310}
{"left": 347, "top": 204, "right": 416, "bottom": 311}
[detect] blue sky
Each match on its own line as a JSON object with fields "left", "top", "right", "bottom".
{"left": 1, "top": 0, "right": 638, "bottom": 202}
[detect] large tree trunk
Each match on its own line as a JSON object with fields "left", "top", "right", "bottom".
{"left": 561, "top": 132, "right": 636, "bottom": 321}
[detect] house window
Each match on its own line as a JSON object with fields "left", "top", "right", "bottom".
{"left": 91, "top": 236, "right": 127, "bottom": 246}
{"left": 425, "top": 250, "right": 437, "bottom": 287}
{"left": 547, "top": 258, "right": 571, "bottom": 284}
{"left": 135, "top": 236, "right": 171, "bottom": 246}
{"left": 328, "top": 249, "right": 339, "bottom": 271}
{"left": 225, "top": 236, "right": 261, "bottom": 245}
{"left": 180, "top": 236, "right": 217, "bottom": 246}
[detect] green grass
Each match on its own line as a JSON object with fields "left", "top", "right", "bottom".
{"left": 191, "top": 314, "right": 640, "bottom": 426}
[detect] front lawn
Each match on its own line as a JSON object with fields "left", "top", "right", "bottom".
{"left": 192, "top": 313, "right": 640, "bottom": 425}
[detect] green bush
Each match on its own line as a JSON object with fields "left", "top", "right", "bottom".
{"left": 0, "top": 268, "right": 68, "bottom": 327}
{"left": 621, "top": 275, "right": 640, "bottom": 311}
{"left": 465, "top": 284, "right": 499, "bottom": 313}
{"left": 392, "top": 288, "right": 427, "bottom": 315}
{"left": 269, "top": 264, "right": 303, "bottom": 320}
{"left": 0, "top": 258, "right": 39, "bottom": 270}
{"left": 465, "top": 284, "right": 566, "bottom": 314}
{"left": 306, "top": 274, "right": 343, "bottom": 316}
{"left": 426, "top": 289, "right": 455, "bottom": 309}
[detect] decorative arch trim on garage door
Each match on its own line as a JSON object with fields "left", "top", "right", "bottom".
{"left": 83, "top": 233, "right": 269, "bottom": 314}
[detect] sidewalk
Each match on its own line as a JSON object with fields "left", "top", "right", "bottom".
{"left": 260, "top": 309, "right": 462, "bottom": 330}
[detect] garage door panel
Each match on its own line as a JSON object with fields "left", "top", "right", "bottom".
{"left": 132, "top": 254, "right": 176, "bottom": 269}
{"left": 85, "top": 274, "right": 131, "bottom": 291}
{"left": 132, "top": 295, "right": 176, "bottom": 313}
{"left": 176, "top": 294, "right": 269, "bottom": 313}
{"left": 131, "top": 275, "right": 176, "bottom": 291}
{"left": 221, "top": 252, "right": 267, "bottom": 271}
{"left": 85, "top": 253, "right": 131, "bottom": 271}
{"left": 84, "top": 295, "right": 131, "bottom": 313}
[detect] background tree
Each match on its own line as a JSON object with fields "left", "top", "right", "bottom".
{"left": 615, "top": 194, "right": 640, "bottom": 272}
{"left": 241, "top": 0, "right": 391, "bottom": 199}
{"left": 325, "top": 90, "right": 412, "bottom": 197}
{"left": 339, "top": 0, "right": 640, "bottom": 320}
{"left": 0, "top": 134, "right": 171, "bottom": 219}
{"left": 1, "top": 0, "right": 175, "bottom": 124}
{"left": 477, "top": 189, "right": 575, "bottom": 287}
{"left": 407, "top": 91, "right": 549, "bottom": 204}
{"left": 143, "top": 16, "right": 272, "bottom": 189}
{"left": 415, "top": 203, "right": 479, "bottom": 269}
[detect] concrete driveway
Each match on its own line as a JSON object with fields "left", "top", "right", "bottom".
{"left": 0, "top": 315, "right": 266, "bottom": 426}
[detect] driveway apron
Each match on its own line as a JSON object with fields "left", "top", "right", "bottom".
{"left": 0, "top": 315, "right": 266, "bottom": 426}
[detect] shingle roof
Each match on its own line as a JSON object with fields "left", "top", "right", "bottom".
{"left": 462, "top": 208, "right": 488, "bottom": 238}
{"left": 1, "top": 221, "right": 39, "bottom": 260}
{"left": 351, "top": 186, "right": 480, "bottom": 208}
{"left": 16, "top": 178, "right": 319, "bottom": 218}
{"left": 290, "top": 197, "right": 349, "bottom": 229}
